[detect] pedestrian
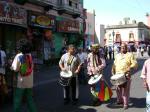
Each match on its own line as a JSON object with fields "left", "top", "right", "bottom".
{"left": 108, "top": 46, "right": 112, "bottom": 59}
{"left": 11, "top": 39, "right": 37, "bottom": 112}
{"left": 59, "top": 44, "right": 81, "bottom": 105}
{"left": 87, "top": 44, "right": 106, "bottom": 106}
{"left": 137, "top": 47, "right": 140, "bottom": 57}
{"left": 141, "top": 47, "right": 144, "bottom": 57}
{"left": 77, "top": 48, "right": 86, "bottom": 84}
{"left": 104, "top": 46, "right": 108, "bottom": 60}
{"left": 141, "top": 47, "right": 150, "bottom": 112}
{"left": 112, "top": 43, "right": 137, "bottom": 110}
{"left": 0, "top": 45, "right": 8, "bottom": 106}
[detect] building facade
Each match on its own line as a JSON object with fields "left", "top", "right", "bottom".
{"left": 1, "top": 0, "right": 85, "bottom": 64}
{"left": 105, "top": 22, "right": 150, "bottom": 50}
{"left": 85, "top": 11, "right": 95, "bottom": 48}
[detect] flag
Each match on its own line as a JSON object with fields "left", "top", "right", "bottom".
{"left": 95, "top": 80, "right": 113, "bottom": 101}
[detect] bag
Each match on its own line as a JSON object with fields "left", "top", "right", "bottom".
{"left": 19, "top": 55, "right": 33, "bottom": 77}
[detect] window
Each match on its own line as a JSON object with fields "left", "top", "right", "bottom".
{"left": 129, "top": 33, "right": 134, "bottom": 41}
{"left": 75, "top": 3, "right": 78, "bottom": 8}
{"left": 69, "top": 0, "right": 72, "bottom": 6}
{"left": 116, "top": 34, "right": 121, "bottom": 42}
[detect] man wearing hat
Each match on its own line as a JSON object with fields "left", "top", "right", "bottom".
{"left": 87, "top": 44, "right": 106, "bottom": 106}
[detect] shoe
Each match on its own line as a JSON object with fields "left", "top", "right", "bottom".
{"left": 115, "top": 101, "right": 123, "bottom": 105}
{"left": 72, "top": 101, "right": 78, "bottom": 105}
{"left": 92, "top": 100, "right": 102, "bottom": 106}
{"left": 64, "top": 100, "right": 70, "bottom": 105}
{"left": 72, "top": 99, "right": 78, "bottom": 105}
{"left": 123, "top": 105, "right": 128, "bottom": 110}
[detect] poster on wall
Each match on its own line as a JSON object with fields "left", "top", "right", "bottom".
{"left": 28, "top": 11, "right": 56, "bottom": 30}
{"left": 0, "top": 1, "right": 27, "bottom": 27}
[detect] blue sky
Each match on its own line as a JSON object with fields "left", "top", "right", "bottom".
{"left": 84, "top": 0, "right": 150, "bottom": 25}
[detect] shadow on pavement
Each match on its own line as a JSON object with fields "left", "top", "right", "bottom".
{"left": 72, "top": 108, "right": 97, "bottom": 112}
{"left": 106, "top": 97, "right": 145, "bottom": 109}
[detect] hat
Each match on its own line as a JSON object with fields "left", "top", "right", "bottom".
{"left": 91, "top": 44, "right": 99, "bottom": 49}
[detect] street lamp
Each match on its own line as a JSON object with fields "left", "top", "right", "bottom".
{"left": 112, "top": 30, "right": 115, "bottom": 59}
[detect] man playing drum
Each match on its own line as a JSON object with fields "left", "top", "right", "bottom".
{"left": 87, "top": 44, "right": 106, "bottom": 106}
{"left": 59, "top": 44, "right": 81, "bottom": 105}
{"left": 112, "top": 43, "right": 137, "bottom": 110}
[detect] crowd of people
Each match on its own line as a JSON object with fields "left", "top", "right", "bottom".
{"left": 1, "top": 41, "right": 150, "bottom": 111}
{"left": 59, "top": 43, "right": 139, "bottom": 110}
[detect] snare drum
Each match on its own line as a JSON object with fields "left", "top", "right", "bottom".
{"left": 110, "top": 74, "right": 127, "bottom": 86}
{"left": 88, "top": 74, "right": 103, "bottom": 85}
{"left": 58, "top": 71, "right": 72, "bottom": 86}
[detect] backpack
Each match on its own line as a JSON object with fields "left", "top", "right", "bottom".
{"left": 19, "top": 54, "right": 33, "bottom": 77}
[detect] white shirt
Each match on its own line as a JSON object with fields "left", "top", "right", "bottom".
{"left": 0, "top": 50, "right": 6, "bottom": 74}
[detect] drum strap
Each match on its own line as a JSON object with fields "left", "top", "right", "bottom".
{"left": 67, "top": 55, "right": 74, "bottom": 70}
{"left": 93, "top": 54, "right": 101, "bottom": 67}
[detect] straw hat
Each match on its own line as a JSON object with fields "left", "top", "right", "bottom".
{"left": 91, "top": 44, "right": 100, "bottom": 49}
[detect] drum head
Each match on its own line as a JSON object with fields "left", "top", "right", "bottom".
{"left": 111, "top": 74, "right": 124, "bottom": 80}
{"left": 60, "top": 71, "right": 72, "bottom": 78}
{"left": 88, "top": 74, "right": 103, "bottom": 85}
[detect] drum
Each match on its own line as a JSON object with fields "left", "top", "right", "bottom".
{"left": 110, "top": 74, "right": 127, "bottom": 86}
{"left": 88, "top": 74, "right": 103, "bottom": 85}
{"left": 58, "top": 71, "right": 73, "bottom": 86}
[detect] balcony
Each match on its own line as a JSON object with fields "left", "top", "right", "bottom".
{"left": 57, "top": 2, "right": 81, "bottom": 18}
{"left": 27, "top": 0, "right": 58, "bottom": 10}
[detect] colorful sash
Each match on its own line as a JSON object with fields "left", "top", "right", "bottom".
{"left": 19, "top": 54, "right": 33, "bottom": 77}
{"left": 91, "top": 80, "right": 113, "bottom": 101}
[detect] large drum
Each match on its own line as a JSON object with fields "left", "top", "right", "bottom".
{"left": 58, "top": 71, "right": 72, "bottom": 86}
{"left": 88, "top": 74, "right": 103, "bottom": 85}
{"left": 110, "top": 74, "right": 127, "bottom": 86}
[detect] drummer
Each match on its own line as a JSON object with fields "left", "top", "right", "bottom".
{"left": 87, "top": 44, "right": 106, "bottom": 106}
{"left": 112, "top": 43, "right": 137, "bottom": 110}
{"left": 59, "top": 44, "right": 81, "bottom": 105}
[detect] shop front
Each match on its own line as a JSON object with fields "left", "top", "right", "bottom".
{"left": 0, "top": 1, "right": 27, "bottom": 93}
{"left": 0, "top": 1, "right": 27, "bottom": 57}
{"left": 28, "top": 11, "right": 56, "bottom": 64}
{"left": 56, "top": 18, "right": 82, "bottom": 55}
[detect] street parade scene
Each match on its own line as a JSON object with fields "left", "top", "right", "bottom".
{"left": 1, "top": 0, "right": 150, "bottom": 112}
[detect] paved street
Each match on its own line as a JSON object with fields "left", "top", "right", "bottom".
{"left": 2, "top": 53, "right": 149, "bottom": 112}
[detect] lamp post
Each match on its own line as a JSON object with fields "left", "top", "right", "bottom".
{"left": 112, "top": 30, "right": 115, "bottom": 59}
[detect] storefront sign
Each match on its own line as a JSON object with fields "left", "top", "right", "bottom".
{"left": 28, "top": 12, "right": 56, "bottom": 30}
{"left": 57, "top": 20, "right": 80, "bottom": 33}
{"left": 0, "top": 1, "right": 27, "bottom": 27}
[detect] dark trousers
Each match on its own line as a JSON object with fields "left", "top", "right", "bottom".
{"left": 63, "top": 77, "right": 79, "bottom": 101}
{"left": 78, "top": 66, "right": 86, "bottom": 84}
{"left": 109, "top": 52, "right": 112, "bottom": 59}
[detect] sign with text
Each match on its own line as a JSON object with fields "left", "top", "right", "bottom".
{"left": 57, "top": 20, "right": 80, "bottom": 33}
{"left": 28, "top": 11, "right": 56, "bottom": 30}
{"left": 0, "top": 1, "right": 27, "bottom": 27}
